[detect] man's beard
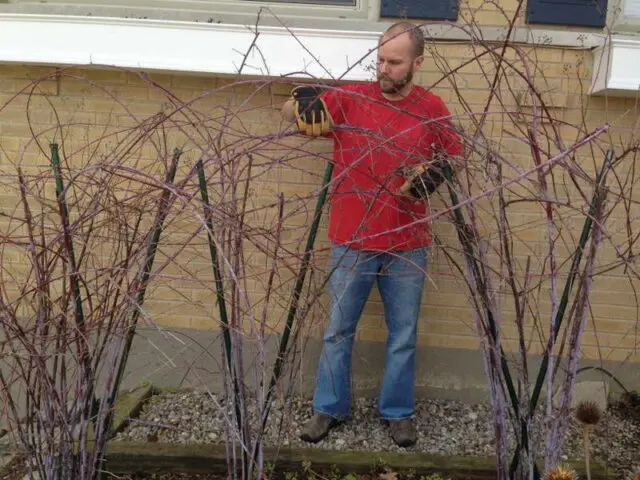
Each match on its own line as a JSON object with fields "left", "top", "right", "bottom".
{"left": 378, "top": 70, "right": 413, "bottom": 94}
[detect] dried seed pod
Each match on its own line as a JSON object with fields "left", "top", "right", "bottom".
{"left": 575, "top": 400, "right": 602, "bottom": 425}
{"left": 543, "top": 464, "right": 579, "bottom": 480}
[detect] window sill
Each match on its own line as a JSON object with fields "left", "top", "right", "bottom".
{"left": 0, "top": 13, "right": 381, "bottom": 81}
{"left": 590, "top": 35, "right": 640, "bottom": 96}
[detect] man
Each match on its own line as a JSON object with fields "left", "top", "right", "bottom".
{"left": 281, "top": 21, "right": 462, "bottom": 448}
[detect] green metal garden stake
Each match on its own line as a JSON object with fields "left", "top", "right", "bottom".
{"left": 527, "top": 151, "right": 613, "bottom": 411}
{"left": 50, "top": 143, "right": 100, "bottom": 428}
{"left": 196, "top": 159, "right": 233, "bottom": 379}
{"left": 252, "top": 160, "right": 335, "bottom": 469}
{"left": 443, "top": 163, "right": 530, "bottom": 477}
{"left": 508, "top": 149, "right": 613, "bottom": 478}
{"left": 196, "top": 159, "right": 248, "bottom": 476}
{"left": 105, "top": 147, "right": 182, "bottom": 435}
{"left": 268, "top": 161, "right": 334, "bottom": 395}
{"left": 444, "top": 164, "right": 521, "bottom": 410}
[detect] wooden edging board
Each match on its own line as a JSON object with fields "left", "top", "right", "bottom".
{"left": 105, "top": 441, "right": 611, "bottom": 480}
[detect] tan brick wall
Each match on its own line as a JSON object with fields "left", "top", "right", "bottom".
{"left": 0, "top": 64, "right": 334, "bottom": 345}
{"left": 458, "top": 0, "right": 523, "bottom": 27}
{"left": 1, "top": 35, "right": 639, "bottom": 366}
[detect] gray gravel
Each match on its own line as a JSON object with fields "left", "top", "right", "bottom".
{"left": 0, "top": 432, "right": 15, "bottom": 472}
{"left": 116, "top": 391, "right": 640, "bottom": 479}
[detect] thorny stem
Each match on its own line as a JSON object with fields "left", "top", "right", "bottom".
{"left": 529, "top": 152, "right": 612, "bottom": 400}
{"left": 444, "top": 163, "right": 519, "bottom": 478}
{"left": 546, "top": 169, "right": 608, "bottom": 471}
{"left": 529, "top": 122, "right": 561, "bottom": 480}
{"left": 196, "top": 158, "right": 249, "bottom": 477}
{"left": 103, "top": 148, "right": 182, "bottom": 441}
{"left": 584, "top": 426, "right": 592, "bottom": 480}
{"left": 50, "top": 142, "right": 100, "bottom": 475}
{"left": 253, "top": 160, "right": 335, "bottom": 473}
{"left": 507, "top": 150, "right": 613, "bottom": 477}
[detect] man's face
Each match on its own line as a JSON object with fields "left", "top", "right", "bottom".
{"left": 377, "top": 32, "right": 423, "bottom": 95}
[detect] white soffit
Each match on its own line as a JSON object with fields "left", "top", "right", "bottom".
{"left": 590, "top": 36, "right": 640, "bottom": 97}
{"left": 0, "top": 14, "right": 379, "bottom": 81}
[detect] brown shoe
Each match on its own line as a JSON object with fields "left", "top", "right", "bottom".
{"left": 299, "top": 412, "right": 341, "bottom": 443}
{"left": 387, "top": 418, "right": 417, "bottom": 447}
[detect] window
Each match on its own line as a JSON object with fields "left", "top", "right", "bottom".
{"left": 379, "top": 0, "right": 459, "bottom": 20}
{"left": 13, "top": 0, "right": 367, "bottom": 20}
{"left": 14, "top": 0, "right": 460, "bottom": 22}
{"left": 526, "top": 0, "right": 609, "bottom": 28}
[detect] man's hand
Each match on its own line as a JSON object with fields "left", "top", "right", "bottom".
{"left": 289, "top": 86, "right": 333, "bottom": 136}
{"left": 399, "top": 155, "right": 452, "bottom": 199}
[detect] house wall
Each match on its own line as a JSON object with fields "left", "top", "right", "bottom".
{"left": 1, "top": 0, "right": 639, "bottom": 400}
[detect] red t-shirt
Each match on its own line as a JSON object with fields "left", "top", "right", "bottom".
{"left": 320, "top": 82, "right": 462, "bottom": 251}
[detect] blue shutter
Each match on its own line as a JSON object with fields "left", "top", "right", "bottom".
{"left": 526, "top": 0, "right": 608, "bottom": 28}
{"left": 380, "top": 0, "right": 459, "bottom": 21}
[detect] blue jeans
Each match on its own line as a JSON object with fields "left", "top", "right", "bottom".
{"left": 313, "top": 242, "right": 428, "bottom": 420}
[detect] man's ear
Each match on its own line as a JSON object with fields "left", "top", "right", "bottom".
{"left": 413, "top": 54, "right": 424, "bottom": 71}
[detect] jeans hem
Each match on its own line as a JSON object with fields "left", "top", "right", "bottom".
{"left": 380, "top": 414, "right": 414, "bottom": 421}
{"left": 314, "top": 407, "right": 350, "bottom": 422}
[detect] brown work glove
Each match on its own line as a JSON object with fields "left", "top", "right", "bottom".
{"left": 291, "top": 86, "right": 333, "bottom": 136}
{"left": 399, "top": 156, "right": 451, "bottom": 199}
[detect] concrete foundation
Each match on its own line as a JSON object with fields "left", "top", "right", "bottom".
{"left": 120, "top": 325, "right": 640, "bottom": 404}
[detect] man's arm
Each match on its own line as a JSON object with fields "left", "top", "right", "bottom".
{"left": 400, "top": 100, "right": 464, "bottom": 199}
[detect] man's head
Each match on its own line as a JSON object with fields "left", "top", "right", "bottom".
{"left": 377, "top": 22, "right": 425, "bottom": 98}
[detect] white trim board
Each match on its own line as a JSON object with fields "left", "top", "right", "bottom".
{"left": 0, "top": 13, "right": 379, "bottom": 81}
{"left": 4, "top": 13, "right": 640, "bottom": 98}
{"left": 590, "top": 36, "right": 640, "bottom": 97}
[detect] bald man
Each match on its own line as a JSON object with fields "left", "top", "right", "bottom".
{"left": 282, "top": 21, "right": 463, "bottom": 448}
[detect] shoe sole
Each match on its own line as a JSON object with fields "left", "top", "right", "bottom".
{"left": 393, "top": 438, "right": 416, "bottom": 448}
